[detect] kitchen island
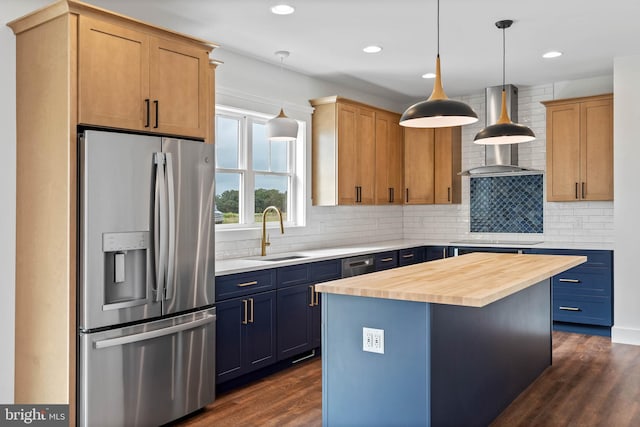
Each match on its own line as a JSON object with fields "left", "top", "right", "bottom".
{"left": 316, "top": 252, "right": 586, "bottom": 427}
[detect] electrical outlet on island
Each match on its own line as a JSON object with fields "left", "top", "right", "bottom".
{"left": 363, "top": 327, "right": 384, "bottom": 354}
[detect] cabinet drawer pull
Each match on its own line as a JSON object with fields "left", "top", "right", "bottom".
{"left": 381, "top": 257, "right": 394, "bottom": 262}
{"left": 309, "top": 285, "right": 315, "bottom": 307}
{"left": 144, "top": 99, "right": 150, "bottom": 128}
{"left": 402, "top": 254, "right": 415, "bottom": 259}
{"left": 237, "top": 280, "right": 258, "bottom": 287}
{"left": 314, "top": 289, "right": 319, "bottom": 306}
{"left": 559, "top": 306, "right": 581, "bottom": 312}
{"left": 153, "top": 100, "right": 159, "bottom": 128}
{"left": 559, "top": 278, "right": 581, "bottom": 283}
{"left": 248, "top": 298, "right": 254, "bottom": 323}
{"left": 242, "top": 299, "right": 248, "bottom": 324}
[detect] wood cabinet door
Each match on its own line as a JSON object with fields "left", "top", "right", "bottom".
{"left": 581, "top": 98, "right": 613, "bottom": 201}
{"left": 375, "top": 112, "right": 403, "bottom": 204}
{"left": 546, "top": 103, "right": 581, "bottom": 201}
{"left": 404, "top": 128, "right": 435, "bottom": 204}
{"left": 337, "top": 103, "right": 358, "bottom": 204}
{"left": 149, "top": 36, "right": 208, "bottom": 139}
{"left": 78, "top": 16, "right": 150, "bottom": 131}
{"left": 356, "top": 107, "right": 376, "bottom": 204}
{"left": 434, "top": 127, "right": 461, "bottom": 204}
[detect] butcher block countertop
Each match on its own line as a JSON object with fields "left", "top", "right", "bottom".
{"left": 315, "top": 252, "right": 586, "bottom": 307}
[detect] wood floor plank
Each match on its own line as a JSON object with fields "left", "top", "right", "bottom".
{"left": 172, "top": 332, "right": 640, "bottom": 427}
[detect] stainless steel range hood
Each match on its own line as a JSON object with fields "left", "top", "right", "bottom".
{"left": 460, "top": 85, "right": 541, "bottom": 176}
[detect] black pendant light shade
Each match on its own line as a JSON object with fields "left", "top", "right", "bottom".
{"left": 400, "top": 98, "right": 479, "bottom": 128}
{"left": 474, "top": 20, "right": 535, "bottom": 145}
{"left": 473, "top": 118, "right": 536, "bottom": 144}
{"left": 399, "top": 0, "right": 478, "bottom": 129}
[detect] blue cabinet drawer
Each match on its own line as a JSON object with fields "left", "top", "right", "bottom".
{"left": 553, "top": 295, "right": 612, "bottom": 326}
{"left": 310, "top": 259, "right": 341, "bottom": 283}
{"left": 277, "top": 264, "right": 311, "bottom": 288}
{"left": 528, "top": 249, "right": 612, "bottom": 272}
{"left": 399, "top": 247, "right": 425, "bottom": 266}
{"left": 216, "top": 269, "right": 277, "bottom": 301}
{"left": 375, "top": 251, "right": 398, "bottom": 271}
{"left": 553, "top": 271, "right": 612, "bottom": 297}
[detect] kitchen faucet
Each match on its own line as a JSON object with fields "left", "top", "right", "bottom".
{"left": 261, "top": 205, "right": 284, "bottom": 256}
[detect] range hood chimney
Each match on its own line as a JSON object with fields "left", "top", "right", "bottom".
{"left": 460, "top": 84, "right": 541, "bottom": 176}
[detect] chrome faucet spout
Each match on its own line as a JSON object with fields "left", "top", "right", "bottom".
{"left": 261, "top": 206, "right": 284, "bottom": 256}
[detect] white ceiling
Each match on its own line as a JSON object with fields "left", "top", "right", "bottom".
{"left": 89, "top": 0, "right": 640, "bottom": 106}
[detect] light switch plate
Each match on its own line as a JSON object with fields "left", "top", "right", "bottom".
{"left": 363, "top": 327, "right": 384, "bottom": 354}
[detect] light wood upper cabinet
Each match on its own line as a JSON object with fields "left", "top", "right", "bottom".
{"left": 311, "top": 97, "right": 382, "bottom": 206}
{"left": 543, "top": 94, "right": 613, "bottom": 201}
{"left": 403, "top": 127, "right": 461, "bottom": 205}
{"left": 434, "top": 127, "right": 462, "bottom": 204}
{"left": 404, "top": 128, "right": 435, "bottom": 204}
{"left": 79, "top": 15, "right": 209, "bottom": 138}
{"left": 375, "top": 111, "right": 404, "bottom": 205}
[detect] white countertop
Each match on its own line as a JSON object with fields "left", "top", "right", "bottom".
{"left": 214, "top": 238, "right": 613, "bottom": 276}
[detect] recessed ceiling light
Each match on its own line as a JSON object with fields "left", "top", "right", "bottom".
{"left": 422, "top": 72, "right": 436, "bottom": 79}
{"left": 271, "top": 4, "right": 295, "bottom": 15}
{"left": 363, "top": 45, "right": 383, "bottom": 54}
{"left": 542, "top": 51, "right": 563, "bottom": 59}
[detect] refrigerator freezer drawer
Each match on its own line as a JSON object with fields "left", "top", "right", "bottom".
{"left": 79, "top": 307, "right": 216, "bottom": 427}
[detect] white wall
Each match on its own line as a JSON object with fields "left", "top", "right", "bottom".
{"left": 0, "top": 0, "right": 51, "bottom": 405}
{"left": 612, "top": 55, "right": 640, "bottom": 345}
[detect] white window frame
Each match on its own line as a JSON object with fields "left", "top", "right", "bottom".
{"left": 215, "top": 105, "right": 301, "bottom": 229}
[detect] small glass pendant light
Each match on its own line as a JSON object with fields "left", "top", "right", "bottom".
{"left": 266, "top": 51, "right": 299, "bottom": 141}
{"left": 400, "top": 0, "right": 478, "bottom": 128}
{"left": 474, "top": 20, "right": 535, "bottom": 145}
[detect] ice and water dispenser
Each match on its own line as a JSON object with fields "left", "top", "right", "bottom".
{"left": 102, "top": 231, "right": 150, "bottom": 308}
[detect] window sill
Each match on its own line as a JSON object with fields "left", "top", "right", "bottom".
{"left": 215, "top": 223, "right": 305, "bottom": 242}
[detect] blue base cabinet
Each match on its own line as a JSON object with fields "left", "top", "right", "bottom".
{"left": 277, "top": 260, "right": 340, "bottom": 361}
{"left": 215, "top": 270, "right": 277, "bottom": 384}
{"left": 425, "top": 246, "right": 448, "bottom": 261}
{"left": 215, "top": 291, "right": 277, "bottom": 384}
{"left": 399, "top": 246, "right": 425, "bottom": 266}
{"left": 527, "top": 248, "right": 613, "bottom": 334}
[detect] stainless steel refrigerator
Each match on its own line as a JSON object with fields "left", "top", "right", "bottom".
{"left": 78, "top": 130, "right": 216, "bottom": 427}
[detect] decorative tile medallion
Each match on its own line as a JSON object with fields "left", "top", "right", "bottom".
{"left": 470, "top": 174, "right": 543, "bottom": 233}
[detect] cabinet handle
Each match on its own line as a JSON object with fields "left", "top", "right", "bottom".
{"left": 153, "top": 100, "right": 159, "bottom": 128}
{"left": 442, "top": 248, "right": 447, "bottom": 259}
{"left": 314, "top": 289, "right": 319, "bottom": 306}
{"left": 575, "top": 182, "right": 579, "bottom": 199}
{"left": 309, "top": 285, "right": 315, "bottom": 307}
{"left": 381, "top": 257, "right": 394, "bottom": 262}
{"left": 582, "top": 182, "right": 586, "bottom": 199}
{"left": 447, "top": 187, "right": 451, "bottom": 202}
{"left": 405, "top": 188, "right": 409, "bottom": 203}
{"left": 559, "top": 278, "right": 581, "bottom": 283}
{"left": 559, "top": 306, "right": 581, "bottom": 312}
{"left": 402, "top": 253, "right": 414, "bottom": 259}
{"left": 242, "top": 299, "right": 248, "bottom": 325}
{"left": 389, "top": 188, "right": 393, "bottom": 203}
{"left": 237, "top": 280, "right": 258, "bottom": 287}
{"left": 144, "top": 99, "right": 150, "bottom": 128}
{"left": 248, "top": 298, "right": 254, "bottom": 323}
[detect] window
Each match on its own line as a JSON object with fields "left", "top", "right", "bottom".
{"left": 215, "top": 106, "right": 301, "bottom": 227}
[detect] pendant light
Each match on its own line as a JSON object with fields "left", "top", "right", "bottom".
{"left": 400, "top": 0, "right": 478, "bottom": 128}
{"left": 474, "top": 20, "right": 535, "bottom": 145}
{"left": 266, "top": 50, "right": 299, "bottom": 141}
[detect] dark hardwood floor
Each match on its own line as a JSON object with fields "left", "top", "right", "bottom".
{"left": 174, "top": 332, "right": 640, "bottom": 427}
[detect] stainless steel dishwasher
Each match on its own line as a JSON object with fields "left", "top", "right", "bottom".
{"left": 341, "top": 254, "right": 375, "bottom": 277}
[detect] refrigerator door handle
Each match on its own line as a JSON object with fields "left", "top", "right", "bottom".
{"left": 154, "top": 153, "right": 168, "bottom": 302}
{"left": 93, "top": 314, "right": 215, "bottom": 349}
{"left": 164, "top": 152, "right": 176, "bottom": 301}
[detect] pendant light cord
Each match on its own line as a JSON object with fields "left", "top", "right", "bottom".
{"left": 502, "top": 25, "right": 506, "bottom": 91}
{"left": 279, "top": 55, "right": 284, "bottom": 110}
{"left": 436, "top": 0, "right": 440, "bottom": 57}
